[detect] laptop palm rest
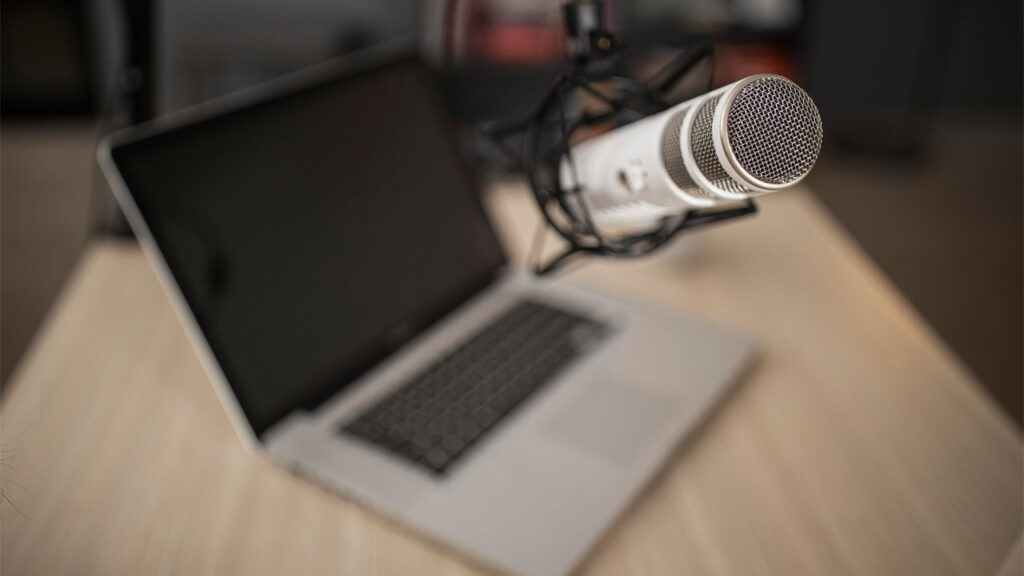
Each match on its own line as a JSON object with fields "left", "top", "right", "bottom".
{"left": 545, "top": 378, "right": 674, "bottom": 467}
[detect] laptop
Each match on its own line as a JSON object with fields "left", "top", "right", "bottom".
{"left": 98, "top": 45, "right": 753, "bottom": 576}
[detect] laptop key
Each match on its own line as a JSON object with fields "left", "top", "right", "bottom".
{"left": 423, "top": 447, "right": 451, "bottom": 472}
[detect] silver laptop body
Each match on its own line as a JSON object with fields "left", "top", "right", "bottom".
{"left": 98, "top": 44, "right": 753, "bottom": 576}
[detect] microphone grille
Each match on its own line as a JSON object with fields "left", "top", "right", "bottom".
{"left": 724, "top": 76, "right": 823, "bottom": 187}
{"left": 692, "top": 95, "right": 751, "bottom": 195}
{"left": 660, "top": 104, "right": 719, "bottom": 201}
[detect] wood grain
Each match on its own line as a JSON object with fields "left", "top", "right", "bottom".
{"left": 3, "top": 183, "right": 1020, "bottom": 575}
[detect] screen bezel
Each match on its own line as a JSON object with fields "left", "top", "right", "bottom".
{"left": 98, "top": 42, "right": 508, "bottom": 443}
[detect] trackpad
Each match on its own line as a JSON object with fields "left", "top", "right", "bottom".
{"left": 545, "top": 379, "right": 674, "bottom": 467}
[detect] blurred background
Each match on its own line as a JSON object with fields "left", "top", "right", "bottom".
{"left": 2, "top": 0, "right": 1021, "bottom": 423}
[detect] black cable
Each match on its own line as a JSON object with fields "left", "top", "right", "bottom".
{"left": 645, "top": 40, "right": 715, "bottom": 96}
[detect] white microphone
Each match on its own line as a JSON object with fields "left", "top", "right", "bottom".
{"left": 559, "top": 74, "right": 823, "bottom": 229}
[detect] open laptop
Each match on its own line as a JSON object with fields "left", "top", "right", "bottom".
{"left": 98, "top": 46, "right": 753, "bottom": 576}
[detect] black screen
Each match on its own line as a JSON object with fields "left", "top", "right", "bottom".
{"left": 111, "top": 56, "right": 506, "bottom": 437}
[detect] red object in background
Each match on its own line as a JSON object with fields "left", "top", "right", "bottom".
{"left": 471, "top": 22, "right": 564, "bottom": 64}
{"left": 713, "top": 43, "right": 800, "bottom": 84}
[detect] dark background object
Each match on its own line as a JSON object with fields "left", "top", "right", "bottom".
{"left": 1, "top": 0, "right": 98, "bottom": 116}
{"left": 799, "top": 0, "right": 1023, "bottom": 423}
{"left": 120, "top": 0, "right": 156, "bottom": 123}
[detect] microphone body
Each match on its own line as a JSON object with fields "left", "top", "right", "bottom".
{"left": 560, "top": 74, "right": 823, "bottom": 228}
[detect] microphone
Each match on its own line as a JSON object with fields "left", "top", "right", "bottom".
{"left": 559, "top": 74, "right": 823, "bottom": 228}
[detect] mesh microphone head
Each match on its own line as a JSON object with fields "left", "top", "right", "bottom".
{"left": 714, "top": 75, "right": 823, "bottom": 192}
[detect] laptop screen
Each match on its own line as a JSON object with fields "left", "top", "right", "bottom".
{"left": 109, "top": 54, "right": 507, "bottom": 438}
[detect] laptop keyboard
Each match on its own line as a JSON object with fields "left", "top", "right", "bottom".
{"left": 341, "top": 299, "right": 610, "bottom": 475}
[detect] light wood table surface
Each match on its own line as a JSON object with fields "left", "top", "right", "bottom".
{"left": 3, "top": 183, "right": 1021, "bottom": 575}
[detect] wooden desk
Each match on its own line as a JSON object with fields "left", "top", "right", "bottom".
{"left": 3, "top": 184, "right": 1021, "bottom": 575}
